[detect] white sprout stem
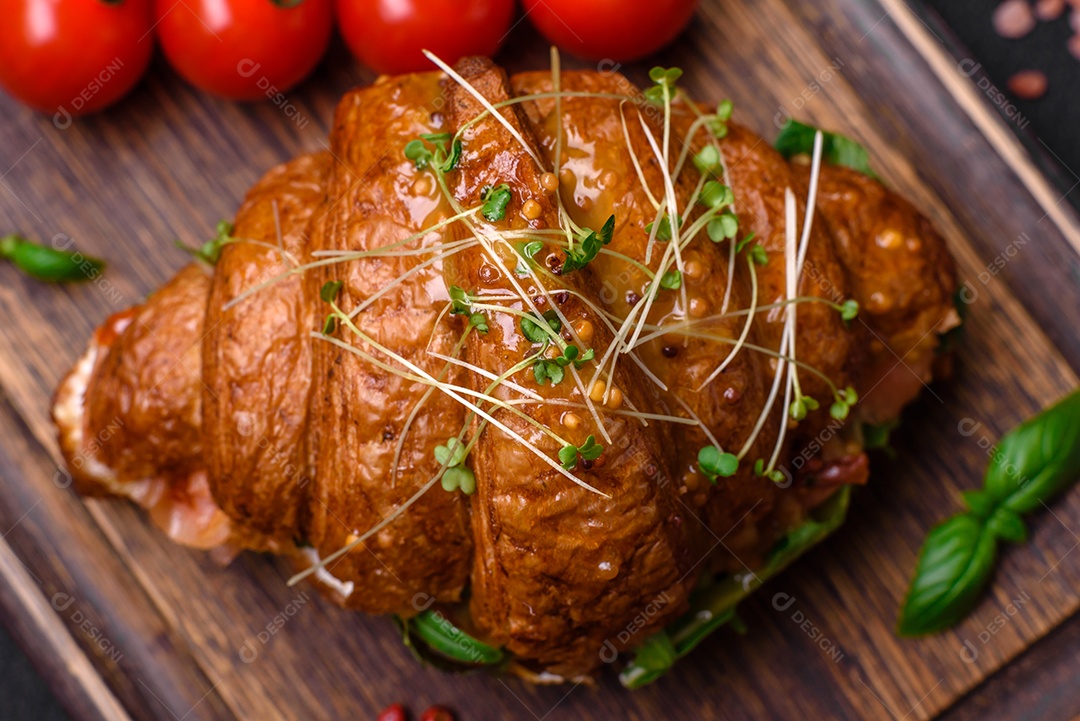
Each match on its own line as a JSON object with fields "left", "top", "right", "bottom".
{"left": 423, "top": 50, "right": 544, "bottom": 168}
{"left": 694, "top": 254, "right": 759, "bottom": 391}
{"left": 315, "top": 322, "right": 605, "bottom": 496}
{"left": 764, "top": 190, "right": 800, "bottom": 471}
{"left": 789, "top": 130, "right": 825, "bottom": 402}
{"left": 392, "top": 323, "right": 472, "bottom": 486}
{"left": 619, "top": 101, "right": 661, "bottom": 211}
{"left": 348, "top": 241, "right": 477, "bottom": 319}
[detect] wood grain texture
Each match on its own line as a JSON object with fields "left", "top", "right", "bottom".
{"left": 0, "top": 1, "right": 1078, "bottom": 720}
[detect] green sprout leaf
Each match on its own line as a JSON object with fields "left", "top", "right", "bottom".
{"left": 774, "top": 119, "right": 876, "bottom": 178}
{"left": 646, "top": 214, "right": 681, "bottom": 242}
{"left": 434, "top": 438, "right": 476, "bottom": 495}
{"left": 559, "top": 435, "right": 603, "bottom": 470}
{"left": 448, "top": 286, "right": 471, "bottom": 315}
{"left": 700, "top": 180, "right": 734, "bottom": 210}
{"left": 698, "top": 446, "right": 738, "bottom": 483}
{"left": 1, "top": 234, "right": 106, "bottom": 282}
{"left": 693, "top": 145, "right": 722, "bottom": 174}
{"left": 175, "top": 220, "right": 233, "bottom": 265}
{"left": 515, "top": 239, "right": 545, "bottom": 275}
{"left": 533, "top": 357, "right": 565, "bottom": 387}
{"left": 659, "top": 269, "right": 682, "bottom": 290}
{"left": 707, "top": 213, "right": 739, "bottom": 242}
{"left": 644, "top": 66, "right": 683, "bottom": 104}
{"left": 481, "top": 184, "right": 512, "bottom": 222}
{"left": 840, "top": 299, "right": 859, "bottom": 322}
{"left": 441, "top": 466, "right": 476, "bottom": 494}
{"left": 434, "top": 437, "right": 467, "bottom": 468}
{"left": 708, "top": 99, "right": 734, "bottom": 138}
{"left": 520, "top": 309, "right": 561, "bottom": 344}
{"left": 320, "top": 280, "right": 344, "bottom": 304}
{"left": 404, "top": 139, "right": 434, "bottom": 170}
{"left": 405, "top": 133, "right": 461, "bottom": 173}
{"left": 563, "top": 215, "right": 615, "bottom": 274}
{"left": 469, "top": 313, "right": 488, "bottom": 333}
{"left": 716, "top": 99, "right": 734, "bottom": 121}
{"left": 749, "top": 243, "right": 768, "bottom": 266}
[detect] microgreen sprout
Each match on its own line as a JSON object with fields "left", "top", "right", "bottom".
{"left": 320, "top": 280, "right": 344, "bottom": 303}
{"left": 515, "top": 239, "right": 544, "bottom": 275}
{"left": 839, "top": 299, "right": 859, "bottom": 322}
{"left": 698, "top": 446, "right": 739, "bottom": 483}
{"left": 520, "top": 309, "right": 561, "bottom": 344}
{"left": 830, "top": 386, "right": 859, "bottom": 420}
{"left": 749, "top": 243, "right": 768, "bottom": 266}
{"left": 708, "top": 99, "right": 734, "bottom": 138}
{"left": 645, "top": 214, "right": 681, "bottom": 242}
{"left": 481, "top": 184, "right": 512, "bottom": 221}
{"left": 753, "top": 458, "right": 785, "bottom": 484}
{"left": 700, "top": 181, "right": 735, "bottom": 210}
{"left": 404, "top": 132, "right": 462, "bottom": 173}
{"left": 707, "top": 213, "right": 739, "bottom": 242}
{"left": 559, "top": 435, "right": 604, "bottom": 471}
{"left": 562, "top": 215, "right": 615, "bottom": 273}
{"left": 659, "top": 269, "right": 682, "bottom": 290}
{"left": 434, "top": 437, "right": 476, "bottom": 494}
{"left": 693, "top": 145, "right": 723, "bottom": 175}
{"left": 644, "top": 66, "right": 683, "bottom": 104}
{"left": 320, "top": 280, "right": 344, "bottom": 334}
{"left": 788, "top": 395, "right": 820, "bottom": 421}
{"left": 448, "top": 286, "right": 489, "bottom": 333}
{"left": 176, "top": 220, "right": 233, "bottom": 265}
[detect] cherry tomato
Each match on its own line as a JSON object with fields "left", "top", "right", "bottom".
{"left": 0, "top": 0, "right": 153, "bottom": 117}
{"left": 155, "top": 0, "right": 332, "bottom": 101}
{"left": 522, "top": 0, "right": 699, "bottom": 62}
{"left": 336, "top": 0, "right": 515, "bottom": 75}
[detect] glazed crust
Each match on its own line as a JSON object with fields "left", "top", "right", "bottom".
{"left": 447, "top": 58, "right": 695, "bottom": 675}
{"left": 304, "top": 73, "right": 473, "bottom": 615}
{"left": 51, "top": 59, "right": 961, "bottom": 680}
{"left": 202, "top": 151, "right": 330, "bottom": 543}
{"left": 82, "top": 264, "right": 209, "bottom": 488}
{"left": 791, "top": 162, "right": 959, "bottom": 424}
{"left": 511, "top": 70, "right": 783, "bottom": 566}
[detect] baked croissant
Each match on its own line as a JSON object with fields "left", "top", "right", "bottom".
{"left": 52, "top": 57, "right": 959, "bottom": 682}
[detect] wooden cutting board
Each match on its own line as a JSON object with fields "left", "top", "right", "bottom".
{"left": 1, "top": 0, "right": 1078, "bottom": 719}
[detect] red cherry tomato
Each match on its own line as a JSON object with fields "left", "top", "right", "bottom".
{"left": 522, "top": 0, "right": 699, "bottom": 62}
{"left": 155, "top": 0, "right": 332, "bottom": 101}
{"left": 336, "top": 0, "right": 515, "bottom": 75}
{"left": 0, "top": 0, "right": 153, "bottom": 118}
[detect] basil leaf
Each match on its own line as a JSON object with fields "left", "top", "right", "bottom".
{"left": 985, "top": 390, "right": 1080, "bottom": 514}
{"left": 407, "top": 609, "right": 504, "bottom": 666}
{"left": 621, "top": 487, "right": 851, "bottom": 688}
{"left": 896, "top": 513, "right": 998, "bottom": 637}
{"left": 774, "top": 120, "right": 876, "bottom": 178}
{"left": 1, "top": 234, "right": 105, "bottom": 282}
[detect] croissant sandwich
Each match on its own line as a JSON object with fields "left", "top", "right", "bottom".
{"left": 52, "top": 57, "right": 960, "bottom": 685}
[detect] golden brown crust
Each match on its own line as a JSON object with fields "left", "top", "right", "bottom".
{"left": 202, "top": 151, "right": 330, "bottom": 543}
{"left": 304, "top": 73, "right": 473, "bottom": 615}
{"left": 50, "top": 60, "right": 963, "bottom": 681}
{"left": 448, "top": 58, "right": 695, "bottom": 675}
{"left": 511, "top": 70, "right": 783, "bottom": 568}
{"left": 83, "top": 264, "right": 209, "bottom": 486}
{"left": 791, "top": 162, "right": 959, "bottom": 424}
